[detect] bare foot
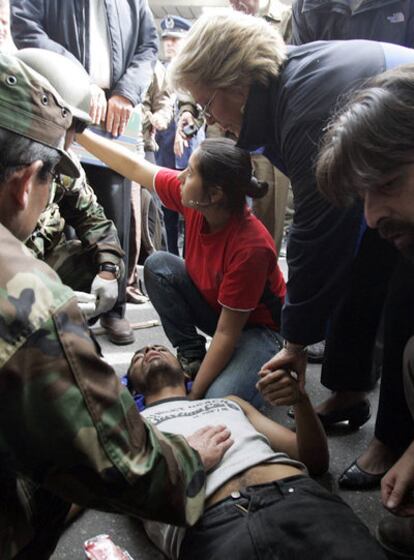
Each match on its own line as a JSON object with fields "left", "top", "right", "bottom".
{"left": 357, "top": 437, "right": 398, "bottom": 475}
{"left": 315, "top": 390, "right": 368, "bottom": 415}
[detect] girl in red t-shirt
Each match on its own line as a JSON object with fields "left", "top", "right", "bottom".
{"left": 79, "top": 131, "right": 285, "bottom": 406}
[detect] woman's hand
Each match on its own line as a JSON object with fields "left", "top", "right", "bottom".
{"left": 257, "top": 343, "right": 308, "bottom": 403}
{"left": 256, "top": 368, "right": 305, "bottom": 406}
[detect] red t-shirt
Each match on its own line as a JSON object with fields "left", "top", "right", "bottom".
{"left": 154, "top": 169, "right": 286, "bottom": 330}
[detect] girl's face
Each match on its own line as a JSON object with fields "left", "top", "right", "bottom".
{"left": 178, "top": 151, "right": 210, "bottom": 209}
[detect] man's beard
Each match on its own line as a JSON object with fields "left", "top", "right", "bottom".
{"left": 136, "top": 360, "right": 184, "bottom": 396}
{"left": 378, "top": 218, "right": 414, "bottom": 262}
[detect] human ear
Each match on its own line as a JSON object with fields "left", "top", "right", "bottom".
{"left": 232, "top": 85, "right": 249, "bottom": 105}
{"left": 8, "top": 161, "right": 44, "bottom": 210}
{"left": 208, "top": 185, "right": 225, "bottom": 205}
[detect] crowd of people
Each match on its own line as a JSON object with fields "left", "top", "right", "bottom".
{"left": 1, "top": 0, "right": 414, "bottom": 558}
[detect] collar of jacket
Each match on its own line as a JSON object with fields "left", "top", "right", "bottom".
{"left": 301, "top": 0, "right": 402, "bottom": 14}
{"left": 237, "top": 80, "right": 277, "bottom": 152}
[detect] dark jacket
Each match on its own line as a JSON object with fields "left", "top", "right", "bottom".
{"left": 238, "top": 40, "right": 389, "bottom": 344}
{"left": 11, "top": 0, "right": 158, "bottom": 106}
{"left": 291, "top": 0, "right": 414, "bottom": 46}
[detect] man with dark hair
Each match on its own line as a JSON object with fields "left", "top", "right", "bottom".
{"left": 290, "top": 0, "right": 414, "bottom": 432}
{"left": 0, "top": 53, "right": 230, "bottom": 559}
{"left": 18, "top": 48, "right": 124, "bottom": 321}
{"left": 316, "top": 64, "right": 414, "bottom": 558}
{"left": 126, "top": 343, "right": 387, "bottom": 560}
{"left": 11, "top": 0, "right": 160, "bottom": 344}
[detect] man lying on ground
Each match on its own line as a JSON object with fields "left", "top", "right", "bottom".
{"left": 126, "top": 344, "right": 387, "bottom": 560}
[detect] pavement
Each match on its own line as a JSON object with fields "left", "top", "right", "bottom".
{"left": 51, "top": 259, "right": 396, "bottom": 560}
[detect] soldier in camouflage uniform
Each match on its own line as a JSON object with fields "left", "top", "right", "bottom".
{"left": 19, "top": 49, "right": 124, "bottom": 321}
{"left": 0, "top": 53, "right": 232, "bottom": 559}
{"left": 26, "top": 151, "right": 124, "bottom": 315}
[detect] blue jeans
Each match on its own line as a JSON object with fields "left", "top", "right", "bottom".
{"left": 179, "top": 477, "right": 387, "bottom": 560}
{"left": 144, "top": 252, "right": 281, "bottom": 407}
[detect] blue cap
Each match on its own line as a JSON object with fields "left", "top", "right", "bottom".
{"left": 160, "top": 15, "right": 191, "bottom": 38}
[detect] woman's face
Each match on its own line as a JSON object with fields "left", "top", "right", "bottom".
{"left": 190, "top": 85, "right": 248, "bottom": 137}
{"left": 178, "top": 151, "right": 209, "bottom": 209}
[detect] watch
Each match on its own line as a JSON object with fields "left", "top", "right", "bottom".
{"left": 98, "top": 263, "right": 120, "bottom": 279}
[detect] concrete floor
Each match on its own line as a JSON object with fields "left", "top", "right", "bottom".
{"left": 51, "top": 260, "right": 394, "bottom": 559}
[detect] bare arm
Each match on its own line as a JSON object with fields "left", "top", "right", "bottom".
{"left": 189, "top": 308, "right": 250, "bottom": 399}
{"left": 229, "top": 380, "right": 329, "bottom": 476}
{"left": 77, "top": 129, "right": 160, "bottom": 190}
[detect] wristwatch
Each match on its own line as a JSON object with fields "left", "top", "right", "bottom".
{"left": 98, "top": 262, "right": 121, "bottom": 279}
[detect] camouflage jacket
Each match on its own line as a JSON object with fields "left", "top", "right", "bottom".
{"left": 0, "top": 224, "right": 205, "bottom": 559}
{"left": 26, "top": 152, "right": 124, "bottom": 268}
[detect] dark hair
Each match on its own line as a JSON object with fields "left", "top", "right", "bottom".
{"left": 316, "top": 64, "right": 414, "bottom": 206}
{"left": 0, "top": 128, "right": 60, "bottom": 184}
{"left": 196, "top": 137, "right": 268, "bottom": 212}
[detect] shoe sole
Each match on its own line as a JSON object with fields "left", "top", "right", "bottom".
{"left": 108, "top": 335, "right": 135, "bottom": 346}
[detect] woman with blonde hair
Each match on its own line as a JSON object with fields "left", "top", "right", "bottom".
{"left": 169, "top": 11, "right": 414, "bottom": 482}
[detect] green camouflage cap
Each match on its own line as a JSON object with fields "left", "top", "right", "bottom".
{"left": 0, "top": 53, "right": 79, "bottom": 178}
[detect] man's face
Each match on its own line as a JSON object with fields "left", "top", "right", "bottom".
{"left": 128, "top": 345, "right": 184, "bottom": 395}
{"left": 364, "top": 162, "right": 414, "bottom": 260}
{"left": 162, "top": 36, "right": 184, "bottom": 61}
{"left": 229, "top": 0, "right": 259, "bottom": 15}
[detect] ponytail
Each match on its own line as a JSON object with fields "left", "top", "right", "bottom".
{"left": 247, "top": 176, "right": 268, "bottom": 199}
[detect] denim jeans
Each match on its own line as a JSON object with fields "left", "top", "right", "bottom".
{"left": 179, "top": 477, "right": 387, "bottom": 560}
{"left": 144, "top": 252, "right": 282, "bottom": 407}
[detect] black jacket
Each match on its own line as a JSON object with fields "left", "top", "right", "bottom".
{"left": 291, "top": 0, "right": 414, "bottom": 46}
{"left": 238, "top": 40, "right": 389, "bottom": 344}
{"left": 11, "top": 0, "right": 158, "bottom": 106}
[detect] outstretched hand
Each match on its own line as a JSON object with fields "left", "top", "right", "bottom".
{"left": 186, "top": 425, "right": 233, "bottom": 472}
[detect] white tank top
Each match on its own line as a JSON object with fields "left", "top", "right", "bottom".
{"left": 142, "top": 397, "right": 306, "bottom": 559}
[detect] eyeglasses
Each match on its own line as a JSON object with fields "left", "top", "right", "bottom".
{"left": 198, "top": 91, "right": 217, "bottom": 120}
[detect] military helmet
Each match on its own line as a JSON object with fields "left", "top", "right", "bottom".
{"left": 15, "top": 48, "right": 92, "bottom": 124}
{"left": 0, "top": 53, "right": 79, "bottom": 177}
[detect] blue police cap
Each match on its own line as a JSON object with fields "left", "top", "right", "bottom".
{"left": 160, "top": 15, "right": 191, "bottom": 38}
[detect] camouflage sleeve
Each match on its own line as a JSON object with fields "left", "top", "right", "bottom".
{"left": 25, "top": 202, "right": 65, "bottom": 260}
{"left": 58, "top": 159, "right": 124, "bottom": 267}
{"left": 0, "top": 290, "right": 205, "bottom": 526}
